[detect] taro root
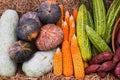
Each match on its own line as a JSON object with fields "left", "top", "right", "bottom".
{"left": 112, "top": 18, "right": 120, "bottom": 52}
{"left": 17, "top": 19, "right": 40, "bottom": 41}
{"left": 36, "top": 24, "right": 63, "bottom": 50}
{"left": 20, "top": 11, "right": 41, "bottom": 26}
{"left": 9, "top": 40, "right": 36, "bottom": 63}
{"left": 38, "top": 1, "right": 61, "bottom": 24}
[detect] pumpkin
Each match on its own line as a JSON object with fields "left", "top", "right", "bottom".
{"left": 36, "top": 24, "right": 63, "bottom": 50}
{"left": 17, "top": 19, "right": 40, "bottom": 41}
{"left": 9, "top": 40, "right": 36, "bottom": 63}
{"left": 37, "top": 1, "right": 61, "bottom": 24}
{"left": 20, "top": 11, "right": 41, "bottom": 26}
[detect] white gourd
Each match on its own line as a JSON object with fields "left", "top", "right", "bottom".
{"left": 22, "top": 50, "right": 55, "bottom": 77}
{"left": 0, "top": 9, "right": 19, "bottom": 76}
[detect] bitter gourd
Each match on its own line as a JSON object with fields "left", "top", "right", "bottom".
{"left": 92, "top": 0, "right": 106, "bottom": 39}
{"left": 86, "top": 25, "right": 112, "bottom": 53}
{"left": 77, "top": 4, "right": 92, "bottom": 61}
{"left": 103, "top": 0, "right": 120, "bottom": 44}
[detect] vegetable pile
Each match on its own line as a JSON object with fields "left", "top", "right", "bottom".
{"left": 86, "top": 48, "right": 120, "bottom": 78}
{"left": 0, "top": 0, "right": 120, "bottom": 79}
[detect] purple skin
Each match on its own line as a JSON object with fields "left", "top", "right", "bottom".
{"left": 20, "top": 11, "right": 41, "bottom": 26}
{"left": 113, "top": 47, "right": 120, "bottom": 63}
{"left": 114, "top": 62, "right": 120, "bottom": 79}
{"left": 90, "top": 52, "right": 113, "bottom": 64}
{"left": 97, "top": 71, "right": 108, "bottom": 78}
{"left": 97, "top": 61, "right": 116, "bottom": 72}
{"left": 85, "top": 64, "right": 100, "bottom": 74}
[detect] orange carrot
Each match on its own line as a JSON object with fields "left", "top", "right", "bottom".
{"left": 62, "top": 40, "right": 73, "bottom": 76}
{"left": 71, "top": 34, "right": 85, "bottom": 79}
{"left": 72, "top": 8, "right": 78, "bottom": 22}
{"left": 62, "top": 21, "right": 69, "bottom": 40}
{"left": 53, "top": 48, "right": 62, "bottom": 76}
{"left": 65, "top": 11, "right": 70, "bottom": 25}
{"left": 56, "top": 5, "right": 64, "bottom": 27}
{"left": 84, "top": 61, "right": 89, "bottom": 68}
{"left": 69, "top": 15, "right": 75, "bottom": 43}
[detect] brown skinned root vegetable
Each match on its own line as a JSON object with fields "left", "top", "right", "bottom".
{"left": 114, "top": 62, "right": 120, "bottom": 79}
{"left": 97, "top": 61, "right": 116, "bottom": 72}
{"left": 85, "top": 64, "right": 100, "bottom": 74}
{"left": 89, "top": 52, "right": 113, "bottom": 64}
{"left": 113, "top": 47, "right": 120, "bottom": 63}
{"left": 97, "top": 71, "right": 108, "bottom": 78}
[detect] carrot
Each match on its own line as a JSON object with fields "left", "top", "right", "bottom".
{"left": 62, "top": 40, "right": 73, "bottom": 76}
{"left": 69, "top": 15, "right": 75, "bottom": 43}
{"left": 84, "top": 62, "right": 89, "bottom": 68}
{"left": 56, "top": 5, "right": 64, "bottom": 27}
{"left": 62, "top": 21, "right": 69, "bottom": 40}
{"left": 72, "top": 8, "right": 78, "bottom": 22}
{"left": 65, "top": 11, "right": 70, "bottom": 25}
{"left": 53, "top": 48, "right": 62, "bottom": 76}
{"left": 71, "top": 34, "right": 85, "bottom": 79}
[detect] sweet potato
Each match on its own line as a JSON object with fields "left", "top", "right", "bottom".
{"left": 97, "top": 61, "right": 116, "bottom": 72}
{"left": 89, "top": 52, "right": 113, "bottom": 64}
{"left": 97, "top": 71, "right": 108, "bottom": 78}
{"left": 113, "top": 47, "right": 120, "bottom": 63}
{"left": 114, "top": 62, "right": 120, "bottom": 79}
{"left": 85, "top": 64, "right": 100, "bottom": 74}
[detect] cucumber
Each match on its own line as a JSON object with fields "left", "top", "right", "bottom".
{"left": 92, "top": 0, "right": 106, "bottom": 39}
{"left": 86, "top": 25, "right": 112, "bottom": 53}
{"left": 0, "top": 9, "right": 19, "bottom": 76}
{"left": 103, "top": 0, "right": 120, "bottom": 44}
{"left": 77, "top": 4, "right": 92, "bottom": 61}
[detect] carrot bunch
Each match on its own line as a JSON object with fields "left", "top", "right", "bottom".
{"left": 54, "top": 9, "right": 85, "bottom": 79}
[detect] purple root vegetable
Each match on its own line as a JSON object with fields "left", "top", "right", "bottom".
{"left": 114, "top": 62, "right": 120, "bottom": 79}
{"left": 85, "top": 64, "right": 100, "bottom": 74}
{"left": 97, "top": 71, "right": 108, "bottom": 78}
{"left": 97, "top": 61, "right": 116, "bottom": 72}
{"left": 113, "top": 47, "right": 120, "bottom": 63}
{"left": 89, "top": 52, "right": 113, "bottom": 64}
